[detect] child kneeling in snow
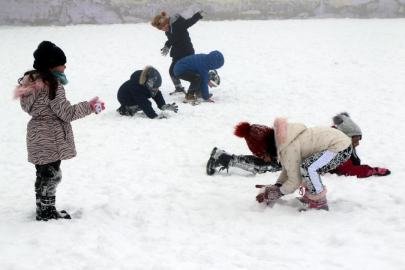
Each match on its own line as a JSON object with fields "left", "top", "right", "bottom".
{"left": 14, "top": 41, "right": 105, "bottom": 221}
{"left": 234, "top": 118, "right": 352, "bottom": 211}
{"left": 116, "top": 66, "right": 178, "bottom": 119}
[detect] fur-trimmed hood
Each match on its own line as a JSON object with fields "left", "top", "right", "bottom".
{"left": 138, "top": 66, "right": 154, "bottom": 85}
{"left": 13, "top": 75, "right": 49, "bottom": 114}
{"left": 13, "top": 75, "right": 46, "bottom": 100}
{"left": 138, "top": 66, "right": 162, "bottom": 89}
{"left": 272, "top": 118, "right": 351, "bottom": 194}
{"left": 273, "top": 117, "right": 306, "bottom": 152}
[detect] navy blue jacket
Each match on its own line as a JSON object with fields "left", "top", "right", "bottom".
{"left": 165, "top": 12, "right": 203, "bottom": 61}
{"left": 174, "top": 51, "right": 225, "bottom": 100}
{"left": 117, "top": 71, "right": 166, "bottom": 119}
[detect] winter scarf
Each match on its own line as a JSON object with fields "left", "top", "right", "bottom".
{"left": 52, "top": 72, "right": 68, "bottom": 85}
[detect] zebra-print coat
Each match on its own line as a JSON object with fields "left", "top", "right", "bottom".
{"left": 14, "top": 75, "right": 92, "bottom": 165}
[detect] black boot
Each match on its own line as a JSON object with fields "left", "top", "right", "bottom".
{"left": 117, "top": 105, "right": 131, "bottom": 116}
{"left": 38, "top": 196, "right": 71, "bottom": 221}
{"left": 206, "top": 147, "right": 233, "bottom": 175}
{"left": 117, "top": 105, "right": 141, "bottom": 116}
{"left": 35, "top": 194, "right": 41, "bottom": 220}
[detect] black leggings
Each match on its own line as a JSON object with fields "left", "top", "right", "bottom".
{"left": 35, "top": 160, "right": 62, "bottom": 197}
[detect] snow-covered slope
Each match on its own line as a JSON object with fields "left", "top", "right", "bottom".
{"left": 0, "top": 19, "right": 405, "bottom": 270}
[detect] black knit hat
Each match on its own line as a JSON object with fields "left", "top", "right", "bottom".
{"left": 33, "top": 41, "right": 66, "bottom": 71}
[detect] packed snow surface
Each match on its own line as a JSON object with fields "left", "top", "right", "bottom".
{"left": 1, "top": 19, "right": 405, "bottom": 270}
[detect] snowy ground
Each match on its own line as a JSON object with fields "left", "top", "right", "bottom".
{"left": 1, "top": 19, "right": 405, "bottom": 270}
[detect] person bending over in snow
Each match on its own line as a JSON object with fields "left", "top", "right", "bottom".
{"left": 13, "top": 41, "right": 105, "bottom": 221}
{"left": 174, "top": 50, "right": 224, "bottom": 105}
{"left": 151, "top": 10, "right": 205, "bottom": 95}
{"left": 207, "top": 112, "right": 390, "bottom": 179}
{"left": 232, "top": 119, "right": 352, "bottom": 211}
{"left": 116, "top": 66, "right": 178, "bottom": 119}
{"left": 328, "top": 112, "right": 390, "bottom": 178}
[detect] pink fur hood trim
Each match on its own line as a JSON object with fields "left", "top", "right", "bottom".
{"left": 13, "top": 80, "right": 46, "bottom": 100}
{"left": 274, "top": 117, "right": 288, "bottom": 145}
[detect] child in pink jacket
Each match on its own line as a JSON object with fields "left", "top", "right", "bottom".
{"left": 14, "top": 41, "right": 105, "bottom": 221}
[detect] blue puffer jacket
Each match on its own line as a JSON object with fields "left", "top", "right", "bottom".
{"left": 174, "top": 51, "right": 225, "bottom": 100}
{"left": 117, "top": 70, "right": 166, "bottom": 119}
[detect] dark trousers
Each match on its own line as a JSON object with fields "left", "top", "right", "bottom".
{"left": 176, "top": 71, "right": 202, "bottom": 95}
{"left": 35, "top": 160, "right": 62, "bottom": 197}
{"left": 169, "top": 60, "right": 182, "bottom": 88}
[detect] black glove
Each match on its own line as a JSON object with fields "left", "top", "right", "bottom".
{"left": 161, "top": 46, "right": 169, "bottom": 56}
{"left": 161, "top": 103, "right": 178, "bottom": 113}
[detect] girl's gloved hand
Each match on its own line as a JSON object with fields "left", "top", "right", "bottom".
{"left": 89, "top": 96, "right": 105, "bottom": 114}
{"left": 255, "top": 185, "right": 284, "bottom": 204}
{"left": 367, "top": 167, "right": 391, "bottom": 177}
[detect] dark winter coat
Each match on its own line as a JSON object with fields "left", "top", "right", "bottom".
{"left": 164, "top": 12, "right": 203, "bottom": 61}
{"left": 174, "top": 51, "right": 225, "bottom": 100}
{"left": 14, "top": 75, "right": 92, "bottom": 165}
{"left": 117, "top": 70, "right": 166, "bottom": 119}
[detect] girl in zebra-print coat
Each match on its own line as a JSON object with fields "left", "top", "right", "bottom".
{"left": 13, "top": 41, "right": 105, "bottom": 221}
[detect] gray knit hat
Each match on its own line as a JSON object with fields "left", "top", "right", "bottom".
{"left": 333, "top": 112, "right": 362, "bottom": 138}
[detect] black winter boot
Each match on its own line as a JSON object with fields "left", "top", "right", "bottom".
{"left": 38, "top": 196, "right": 71, "bottom": 221}
{"left": 117, "top": 105, "right": 141, "bottom": 116}
{"left": 206, "top": 147, "right": 233, "bottom": 175}
{"left": 117, "top": 105, "right": 131, "bottom": 116}
{"left": 35, "top": 194, "right": 42, "bottom": 220}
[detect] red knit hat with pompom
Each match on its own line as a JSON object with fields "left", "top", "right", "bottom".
{"left": 234, "top": 122, "right": 274, "bottom": 158}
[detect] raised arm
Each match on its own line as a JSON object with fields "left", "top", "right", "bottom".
{"left": 184, "top": 12, "right": 204, "bottom": 29}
